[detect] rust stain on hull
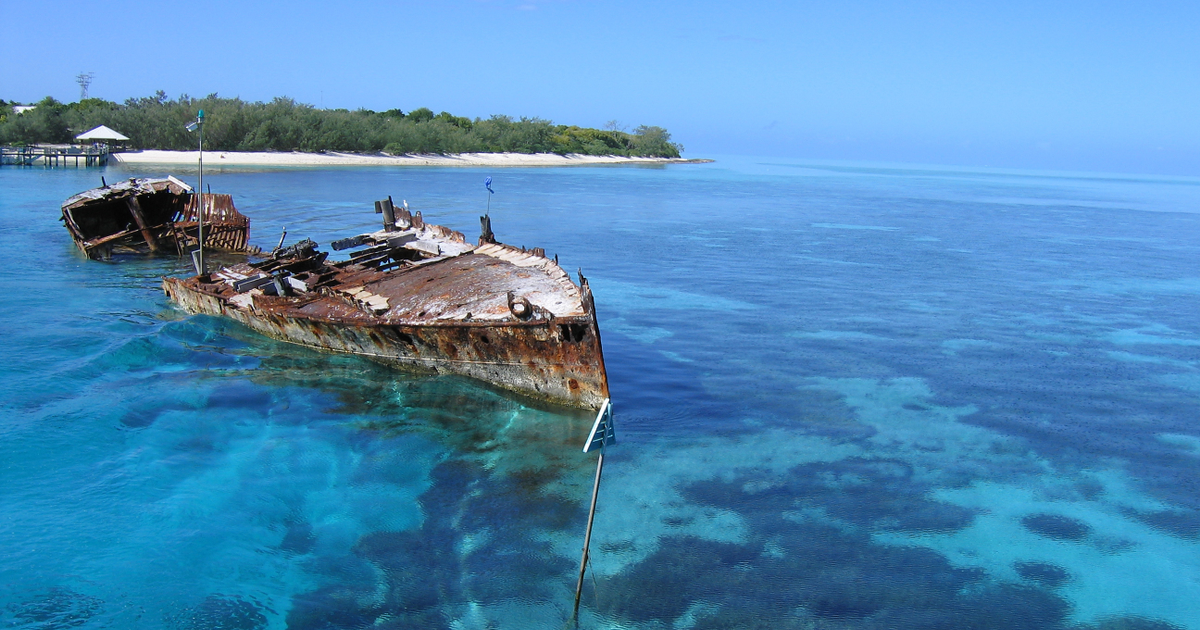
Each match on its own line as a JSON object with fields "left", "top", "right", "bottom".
{"left": 162, "top": 199, "right": 609, "bottom": 410}
{"left": 60, "top": 176, "right": 259, "bottom": 260}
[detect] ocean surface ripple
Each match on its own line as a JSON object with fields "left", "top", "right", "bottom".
{"left": 2, "top": 158, "right": 1199, "bottom": 629}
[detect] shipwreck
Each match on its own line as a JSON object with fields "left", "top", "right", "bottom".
{"left": 162, "top": 198, "right": 609, "bottom": 410}
{"left": 60, "top": 176, "right": 258, "bottom": 260}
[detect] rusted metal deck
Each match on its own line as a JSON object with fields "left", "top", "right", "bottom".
{"left": 162, "top": 200, "right": 609, "bottom": 410}
{"left": 60, "top": 176, "right": 258, "bottom": 260}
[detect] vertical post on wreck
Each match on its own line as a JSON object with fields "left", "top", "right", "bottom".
{"left": 197, "top": 109, "right": 205, "bottom": 274}
{"left": 186, "top": 110, "right": 205, "bottom": 274}
{"left": 573, "top": 398, "right": 614, "bottom": 621}
{"left": 125, "top": 196, "right": 159, "bottom": 252}
{"left": 380, "top": 197, "right": 396, "bottom": 231}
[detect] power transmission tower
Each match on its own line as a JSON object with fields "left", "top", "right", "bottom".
{"left": 76, "top": 72, "right": 95, "bottom": 100}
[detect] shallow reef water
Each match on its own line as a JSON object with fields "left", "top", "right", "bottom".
{"left": 2, "top": 158, "right": 1200, "bottom": 629}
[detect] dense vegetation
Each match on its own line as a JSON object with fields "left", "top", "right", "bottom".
{"left": 0, "top": 94, "right": 682, "bottom": 158}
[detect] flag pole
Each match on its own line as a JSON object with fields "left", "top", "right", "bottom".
{"left": 185, "top": 109, "right": 206, "bottom": 274}
{"left": 485, "top": 176, "right": 494, "bottom": 216}
{"left": 197, "top": 109, "right": 204, "bottom": 274}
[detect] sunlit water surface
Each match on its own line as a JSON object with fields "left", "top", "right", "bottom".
{"left": 2, "top": 158, "right": 1199, "bottom": 629}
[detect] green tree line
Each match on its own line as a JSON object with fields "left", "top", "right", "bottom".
{"left": 0, "top": 94, "right": 683, "bottom": 158}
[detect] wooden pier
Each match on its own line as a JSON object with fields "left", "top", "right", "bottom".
{"left": 0, "top": 145, "right": 110, "bottom": 167}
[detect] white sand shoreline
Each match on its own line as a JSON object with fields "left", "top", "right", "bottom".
{"left": 110, "top": 150, "right": 706, "bottom": 168}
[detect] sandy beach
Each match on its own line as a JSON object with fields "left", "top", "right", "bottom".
{"left": 110, "top": 150, "right": 700, "bottom": 167}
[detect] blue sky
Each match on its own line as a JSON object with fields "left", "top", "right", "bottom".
{"left": 3, "top": 0, "right": 1198, "bottom": 175}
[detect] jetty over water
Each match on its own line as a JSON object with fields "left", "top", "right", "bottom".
{"left": 0, "top": 144, "right": 111, "bottom": 167}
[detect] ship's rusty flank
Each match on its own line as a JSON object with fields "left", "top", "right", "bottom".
{"left": 162, "top": 198, "right": 609, "bottom": 409}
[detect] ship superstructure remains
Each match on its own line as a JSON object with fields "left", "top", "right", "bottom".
{"left": 61, "top": 176, "right": 256, "bottom": 260}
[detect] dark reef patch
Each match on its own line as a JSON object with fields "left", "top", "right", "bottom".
{"left": 687, "top": 457, "right": 977, "bottom": 534}
{"left": 1127, "top": 508, "right": 1200, "bottom": 540}
{"left": 1089, "top": 616, "right": 1187, "bottom": 630}
{"left": 596, "top": 526, "right": 1084, "bottom": 629}
{"left": 166, "top": 594, "right": 268, "bottom": 630}
{"left": 278, "top": 518, "right": 315, "bottom": 555}
{"left": 1021, "top": 513, "right": 1091, "bottom": 541}
{"left": 1092, "top": 535, "right": 1137, "bottom": 555}
{"left": 283, "top": 585, "right": 379, "bottom": 630}
{"left": 117, "top": 377, "right": 277, "bottom": 429}
{"left": 1014, "top": 561, "right": 1071, "bottom": 588}
{"left": 2, "top": 587, "right": 104, "bottom": 630}
{"left": 203, "top": 380, "right": 277, "bottom": 412}
{"left": 586, "top": 463, "right": 1170, "bottom": 630}
{"left": 119, "top": 405, "right": 163, "bottom": 428}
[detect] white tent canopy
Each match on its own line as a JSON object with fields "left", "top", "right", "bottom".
{"left": 75, "top": 125, "right": 129, "bottom": 141}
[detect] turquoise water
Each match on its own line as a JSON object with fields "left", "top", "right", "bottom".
{"left": 2, "top": 158, "right": 1200, "bottom": 629}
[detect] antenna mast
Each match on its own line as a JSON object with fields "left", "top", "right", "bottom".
{"left": 75, "top": 72, "right": 95, "bottom": 100}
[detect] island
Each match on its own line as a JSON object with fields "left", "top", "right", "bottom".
{"left": 0, "top": 94, "right": 687, "bottom": 165}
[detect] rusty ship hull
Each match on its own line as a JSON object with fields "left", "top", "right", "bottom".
{"left": 162, "top": 199, "right": 609, "bottom": 410}
{"left": 61, "top": 176, "right": 257, "bottom": 260}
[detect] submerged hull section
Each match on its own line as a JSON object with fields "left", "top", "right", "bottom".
{"left": 162, "top": 203, "right": 608, "bottom": 409}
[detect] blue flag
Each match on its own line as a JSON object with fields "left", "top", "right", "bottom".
{"left": 485, "top": 177, "right": 494, "bottom": 194}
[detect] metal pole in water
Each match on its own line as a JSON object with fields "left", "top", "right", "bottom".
{"left": 573, "top": 447, "right": 605, "bottom": 618}
{"left": 573, "top": 398, "right": 614, "bottom": 621}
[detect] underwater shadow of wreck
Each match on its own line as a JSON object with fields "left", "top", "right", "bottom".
{"left": 206, "top": 332, "right": 601, "bottom": 628}
{"left": 283, "top": 457, "right": 583, "bottom": 629}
